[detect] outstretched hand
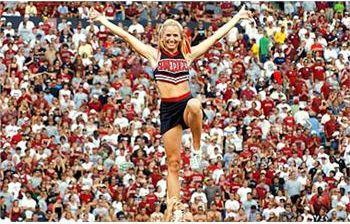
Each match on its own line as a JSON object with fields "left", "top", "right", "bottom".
{"left": 163, "top": 197, "right": 186, "bottom": 222}
{"left": 89, "top": 8, "right": 102, "bottom": 21}
{"left": 236, "top": 5, "right": 252, "bottom": 20}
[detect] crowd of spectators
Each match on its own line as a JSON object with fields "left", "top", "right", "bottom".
{"left": 0, "top": 1, "right": 350, "bottom": 222}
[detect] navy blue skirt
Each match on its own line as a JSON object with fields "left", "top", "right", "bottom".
{"left": 160, "top": 93, "right": 192, "bottom": 135}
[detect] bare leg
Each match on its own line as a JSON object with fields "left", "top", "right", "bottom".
{"left": 163, "top": 125, "right": 183, "bottom": 199}
{"left": 183, "top": 98, "right": 203, "bottom": 151}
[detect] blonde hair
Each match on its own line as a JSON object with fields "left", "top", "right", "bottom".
{"left": 158, "top": 19, "right": 190, "bottom": 56}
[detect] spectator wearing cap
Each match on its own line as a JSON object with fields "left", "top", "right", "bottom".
{"left": 294, "top": 103, "right": 310, "bottom": 127}
{"left": 0, "top": 16, "right": 6, "bottom": 26}
{"left": 18, "top": 14, "right": 35, "bottom": 35}
{"left": 204, "top": 177, "right": 221, "bottom": 207}
{"left": 302, "top": 206, "right": 314, "bottom": 222}
{"left": 3, "top": 22, "right": 15, "bottom": 37}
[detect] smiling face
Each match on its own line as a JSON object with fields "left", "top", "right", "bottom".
{"left": 161, "top": 25, "right": 182, "bottom": 53}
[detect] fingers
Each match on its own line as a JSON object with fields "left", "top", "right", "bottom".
{"left": 90, "top": 8, "right": 99, "bottom": 18}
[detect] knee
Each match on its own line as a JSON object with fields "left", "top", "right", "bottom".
{"left": 168, "top": 157, "right": 181, "bottom": 173}
{"left": 187, "top": 99, "right": 202, "bottom": 115}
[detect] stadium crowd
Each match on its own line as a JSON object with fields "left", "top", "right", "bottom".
{"left": 0, "top": 1, "right": 350, "bottom": 222}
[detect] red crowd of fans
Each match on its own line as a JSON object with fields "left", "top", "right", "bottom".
{"left": 0, "top": 1, "right": 350, "bottom": 222}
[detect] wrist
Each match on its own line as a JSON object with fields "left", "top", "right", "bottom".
{"left": 96, "top": 15, "right": 103, "bottom": 22}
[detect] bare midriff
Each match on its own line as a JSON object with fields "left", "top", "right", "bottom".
{"left": 157, "top": 81, "right": 190, "bottom": 99}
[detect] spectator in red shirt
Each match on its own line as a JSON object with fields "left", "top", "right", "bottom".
{"left": 324, "top": 114, "right": 338, "bottom": 140}
{"left": 312, "top": 58, "right": 326, "bottom": 81}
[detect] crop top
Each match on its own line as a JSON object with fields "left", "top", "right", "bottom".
{"left": 153, "top": 49, "right": 190, "bottom": 85}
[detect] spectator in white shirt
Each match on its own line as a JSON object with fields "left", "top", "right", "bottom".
{"left": 190, "top": 186, "right": 208, "bottom": 205}
{"left": 128, "top": 18, "right": 145, "bottom": 34}
{"left": 19, "top": 192, "right": 37, "bottom": 219}
{"left": 237, "top": 181, "right": 252, "bottom": 203}
{"left": 225, "top": 193, "right": 240, "bottom": 216}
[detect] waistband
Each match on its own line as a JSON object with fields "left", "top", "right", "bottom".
{"left": 161, "top": 91, "right": 191, "bottom": 103}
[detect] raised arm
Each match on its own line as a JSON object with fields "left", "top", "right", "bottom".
{"left": 90, "top": 9, "right": 158, "bottom": 65}
{"left": 189, "top": 6, "right": 251, "bottom": 62}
